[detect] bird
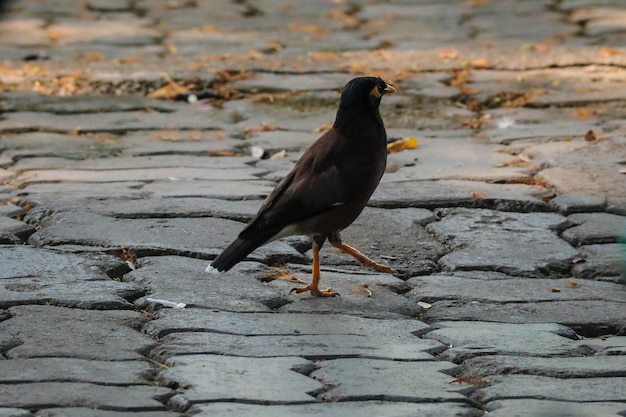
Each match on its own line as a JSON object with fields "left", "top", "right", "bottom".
{"left": 207, "top": 76, "right": 397, "bottom": 296}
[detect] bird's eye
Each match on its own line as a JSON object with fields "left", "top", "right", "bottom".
{"left": 378, "top": 85, "right": 385, "bottom": 93}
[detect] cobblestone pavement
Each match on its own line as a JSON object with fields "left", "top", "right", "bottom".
{"left": 1, "top": 0, "right": 626, "bottom": 416}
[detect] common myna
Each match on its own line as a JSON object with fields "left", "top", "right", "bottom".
{"left": 208, "top": 76, "right": 397, "bottom": 296}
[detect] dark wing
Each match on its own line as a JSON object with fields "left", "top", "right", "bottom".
{"left": 239, "top": 129, "right": 349, "bottom": 240}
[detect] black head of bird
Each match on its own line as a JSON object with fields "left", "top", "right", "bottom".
{"left": 208, "top": 76, "right": 398, "bottom": 297}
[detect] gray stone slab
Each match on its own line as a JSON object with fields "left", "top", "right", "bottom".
{"left": 191, "top": 401, "right": 482, "bottom": 417}
{"left": 563, "top": 212, "right": 626, "bottom": 246}
{"left": 475, "top": 375, "right": 626, "bottom": 403}
{"left": 141, "top": 179, "right": 275, "bottom": 199}
{"left": 574, "top": 336, "right": 626, "bottom": 356}
{"left": 126, "top": 257, "right": 286, "bottom": 312}
{"left": 462, "top": 355, "right": 626, "bottom": 378}
{"left": 573, "top": 243, "right": 625, "bottom": 281}
{"left": 549, "top": 194, "right": 606, "bottom": 214}
{"left": 423, "top": 300, "right": 626, "bottom": 336}
{"left": 273, "top": 268, "right": 421, "bottom": 318}
{"left": 0, "top": 204, "right": 25, "bottom": 218}
{"left": 427, "top": 208, "right": 578, "bottom": 276}
{"left": 0, "top": 383, "right": 170, "bottom": 410}
{"left": 0, "top": 410, "right": 32, "bottom": 417}
{"left": 28, "top": 211, "right": 303, "bottom": 265}
{"left": 0, "top": 246, "right": 141, "bottom": 309}
{"left": 146, "top": 309, "right": 429, "bottom": 340}
{"left": 370, "top": 180, "right": 551, "bottom": 212}
{"left": 312, "top": 358, "right": 466, "bottom": 402}
{"left": 159, "top": 355, "right": 322, "bottom": 405}
{"left": 13, "top": 167, "right": 265, "bottom": 186}
{"left": 12, "top": 154, "right": 255, "bottom": 172}
{"left": 151, "top": 330, "right": 440, "bottom": 363}
{"left": 406, "top": 274, "right": 626, "bottom": 303}
{"left": 35, "top": 409, "right": 179, "bottom": 417}
{"left": 485, "top": 399, "right": 626, "bottom": 417}
{"left": 313, "top": 207, "right": 444, "bottom": 276}
{"left": 232, "top": 73, "right": 347, "bottom": 93}
{"left": 1, "top": 305, "right": 155, "bottom": 360}
{"left": 0, "top": 217, "right": 34, "bottom": 241}
{"left": 15, "top": 182, "right": 146, "bottom": 199}
{"left": 0, "top": 358, "right": 150, "bottom": 384}
{"left": 0, "top": 132, "right": 126, "bottom": 160}
{"left": 424, "top": 322, "right": 584, "bottom": 363}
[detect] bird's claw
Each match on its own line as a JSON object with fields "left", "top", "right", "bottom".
{"left": 290, "top": 284, "right": 339, "bottom": 297}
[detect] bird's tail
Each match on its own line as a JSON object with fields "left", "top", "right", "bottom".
{"left": 210, "top": 237, "right": 262, "bottom": 272}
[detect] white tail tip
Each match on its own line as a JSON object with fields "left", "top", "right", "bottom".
{"left": 205, "top": 264, "right": 220, "bottom": 274}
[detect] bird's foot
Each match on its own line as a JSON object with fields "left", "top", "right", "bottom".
{"left": 290, "top": 284, "right": 339, "bottom": 297}
{"left": 366, "top": 260, "right": 398, "bottom": 275}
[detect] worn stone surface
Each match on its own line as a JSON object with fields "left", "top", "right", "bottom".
{"left": 573, "top": 243, "right": 625, "bottom": 281}
{"left": 313, "top": 358, "right": 466, "bottom": 402}
{"left": 0, "top": 306, "right": 155, "bottom": 360}
{"left": 191, "top": 402, "right": 482, "bottom": 417}
{"left": 427, "top": 208, "right": 579, "bottom": 276}
{"left": 0, "top": 383, "right": 170, "bottom": 410}
{"left": 0, "top": 410, "right": 32, "bottom": 417}
{"left": 35, "top": 410, "right": 179, "bottom": 417}
{"left": 424, "top": 322, "right": 583, "bottom": 363}
{"left": 562, "top": 212, "right": 626, "bottom": 246}
{"left": 485, "top": 400, "right": 626, "bottom": 417}
{"left": 0, "top": 217, "right": 34, "bottom": 242}
{"left": 475, "top": 375, "right": 626, "bottom": 403}
{"left": 159, "top": 355, "right": 322, "bottom": 405}
{"left": 462, "top": 355, "right": 626, "bottom": 378}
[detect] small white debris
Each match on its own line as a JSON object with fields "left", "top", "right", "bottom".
{"left": 145, "top": 297, "right": 186, "bottom": 309}
{"left": 417, "top": 301, "right": 432, "bottom": 309}
{"left": 250, "top": 145, "right": 266, "bottom": 159}
{"left": 205, "top": 264, "right": 220, "bottom": 274}
{"left": 496, "top": 117, "right": 515, "bottom": 129}
{"left": 187, "top": 93, "right": 198, "bottom": 103}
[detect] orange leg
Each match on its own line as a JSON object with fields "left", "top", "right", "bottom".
{"left": 290, "top": 240, "right": 337, "bottom": 297}
{"left": 330, "top": 240, "right": 398, "bottom": 274}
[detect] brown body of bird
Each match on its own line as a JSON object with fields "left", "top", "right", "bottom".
{"left": 207, "top": 76, "right": 397, "bottom": 296}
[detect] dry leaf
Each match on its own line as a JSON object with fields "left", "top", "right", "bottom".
{"left": 438, "top": 48, "right": 459, "bottom": 59}
{"left": 565, "top": 279, "right": 580, "bottom": 288}
{"left": 447, "top": 69, "right": 472, "bottom": 87}
{"left": 309, "top": 51, "right": 341, "bottom": 62}
{"left": 449, "top": 376, "right": 488, "bottom": 387}
{"left": 471, "top": 191, "right": 486, "bottom": 199}
{"left": 148, "top": 77, "right": 191, "bottom": 99}
{"left": 243, "top": 122, "right": 279, "bottom": 136}
{"left": 350, "top": 283, "right": 373, "bottom": 297}
{"left": 387, "top": 137, "right": 418, "bottom": 153}
{"left": 572, "top": 257, "right": 586, "bottom": 264}
{"left": 208, "top": 149, "right": 238, "bottom": 157}
{"left": 550, "top": 288, "right": 561, "bottom": 293}
{"left": 262, "top": 267, "right": 303, "bottom": 283}
{"left": 574, "top": 108, "right": 596, "bottom": 120}
{"left": 385, "top": 165, "right": 400, "bottom": 173}
{"left": 584, "top": 130, "right": 597, "bottom": 142}
{"left": 469, "top": 59, "right": 490, "bottom": 68}
{"left": 600, "top": 47, "right": 620, "bottom": 57}
{"left": 210, "top": 130, "right": 226, "bottom": 140}
{"left": 314, "top": 122, "right": 333, "bottom": 133}
{"left": 270, "top": 149, "right": 287, "bottom": 159}
{"left": 79, "top": 51, "right": 105, "bottom": 61}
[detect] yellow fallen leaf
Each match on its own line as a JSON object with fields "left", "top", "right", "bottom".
{"left": 270, "top": 149, "right": 287, "bottom": 159}
{"left": 387, "top": 137, "right": 418, "bottom": 153}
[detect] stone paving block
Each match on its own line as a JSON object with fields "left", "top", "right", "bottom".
{"left": 574, "top": 336, "right": 626, "bottom": 355}
{"left": 406, "top": 274, "right": 626, "bottom": 304}
{"left": 1, "top": 306, "right": 155, "bottom": 360}
{"left": 0, "top": 410, "right": 32, "bottom": 417}
{"left": 0, "top": 132, "right": 125, "bottom": 160}
{"left": 370, "top": 180, "right": 551, "bottom": 212}
{"left": 475, "top": 375, "right": 626, "bottom": 404}
{"left": 15, "top": 182, "right": 146, "bottom": 199}
{"left": 485, "top": 400, "right": 626, "bottom": 417}
{"left": 313, "top": 207, "right": 444, "bottom": 276}
{"left": 573, "top": 243, "right": 625, "bottom": 281}
{"left": 145, "top": 310, "right": 429, "bottom": 340}
{"left": 126, "top": 257, "right": 286, "bottom": 311}
{"left": 549, "top": 194, "right": 606, "bottom": 214}
{"left": 151, "top": 331, "right": 440, "bottom": 363}
{"left": 159, "top": 355, "right": 323, "bottom": 405}
{"left": 563, "top": 212, "right": 626, "bottom": 246}
{"left": 312, "top": 358, "right": 466, "bottom": 402}
{"left": 35, "top": 409, "right": 179, "bottom": 417}
{"left": 423, "top": 300, "right": 626, "bottom": 336}
{"left": 273, "top": 268, "right": 421, "bottom": 318}
{"left": 0, "top": 245, "right": 140, "bottom": 309}
{"left": 0, "top": 217, "right": 34, "bottom": 241}
{"left": 191, "top": 401, "right": 482, "bottom": 417}
{"left": 23, "top": 195, "right": 260, "bottom": 222}
{"left": 28, "top": 211, "right": 303, "bottom": 265}
{"left": 462, "top": 355, "right": 626, "bottom": 378}
{"left": 0, "top": 204, "right": 25, "bottom": 218}
{"left": 423, "top": 322, "right": 584, "bottom": 363}
{"left": 0, "top": 358, "right": 151, "bottom": 384}
{"left": 231, "top": 72, "right": 348, "bottom": 93}
{"left": 12, "top": 154, "right": 255, "bottom": 172}
{"left": 0, "top": 383, "right": 170, "bottom": 410}
{"left": 13, "top": 166, "right": 265, "bottom": 186}
{"left": 141, "top": 179, "right": 275, "bottom": 199}
{"left": 427, "top": 208, "right": 578, "bottom": 276}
